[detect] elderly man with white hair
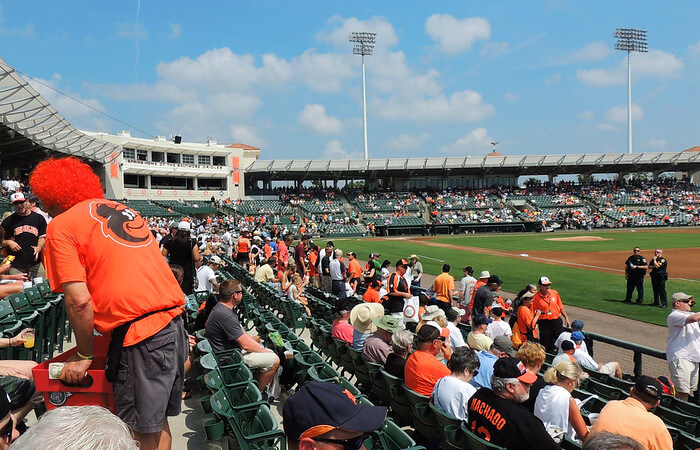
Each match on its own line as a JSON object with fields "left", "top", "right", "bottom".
{"left": 329, "top": 248, "right": 347, "bottom": 299}
{"left": 667, "top": 292, "right": 700, "bottom": 401}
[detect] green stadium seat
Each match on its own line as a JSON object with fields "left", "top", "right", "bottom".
{"left": 460, "top": 422, "right": 507, "bottom": 450}
{"left": 402, "top": 384, "right": 441, "bottom": 443}
{"left": 429, "top": 401, "right": 463, "bottom": 449}
{"left": 380, "top": 369, "right": 412, "bottom": 426}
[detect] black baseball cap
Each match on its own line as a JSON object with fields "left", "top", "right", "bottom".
{"left": 472, "top": 314, "right": 492, "bottom": 326}
{"left": 634, "top": 375, "right": 664, "bottom": 401}
{"left": 493, "top": 357, "right": 537, "bottom": 384}
{"left": 282, "top": 381, "right": 387, "bottom": 441}
{"left": 487, "top": 275, "right": 502, "bottom": 285}
{"left": 396, "top": 258, "right": 409, "bottom": 268}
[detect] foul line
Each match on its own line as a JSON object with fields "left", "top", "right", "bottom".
{"left": 417, "top": 254, "right": 444, "bottom": 262}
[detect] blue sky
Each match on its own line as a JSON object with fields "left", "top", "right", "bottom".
{"left": 2, "top": 1, "right": 699, "bottom": 160}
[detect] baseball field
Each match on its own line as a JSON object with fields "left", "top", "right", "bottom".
{"left": 335, "top": 228, "right": 700, "bottom": 327}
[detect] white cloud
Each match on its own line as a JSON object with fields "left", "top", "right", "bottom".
{"left": 577, "top": 49, "right": 684, "bottom": 86}
{"left": 384, "top": 132, "right": 430, "bottom": 149}
{"left": 595, "top": 123, "right": 616, "bottom": 131}
{"left": 290, "top": 50, "right": 353, "bottom": 93}
{"left": 231, "top": 125, "right": 266, "bottom": 147}
{"left": 26, "top": 74, "right": 108, "bottom": 131}
{"left": 376, "top": 89, "right": 494, "bottom": 122}
{"left": 646, "top": 139, "right": 667, "bottom": 149}
{"left": 689, "top": 39, "right": 700, "bottom": 57}
{"left": 480, "top": 42, "right": 510, "bottom": 59}
{"left": 568, "top": 41, "right": 610, "bottom": 62}
{"left": 544, "top": 73, "right": 561, "bottom": 84}
{"left": 298, "top": 104, "right": 343, "bottom": 134}
{"left": 579, "top": 110, "right": 595, "bottom": 121}
{"left": 169, "top": 23, "right": 182, "bottom": 39}
{"left": 317, "top": 15, "right": 399, "bottom": 52}
{"left": 0, "top": 23, "right": 35, "bottom": 38}
{"left": 441, "top": 127, "right": 493, "bottom": 154}
{"left": 323, "top": 139, "right": 362, "bottom": 159}
{"left": 504, "top": 92, "right": 519, "bottom": 101}
{"left": 605, "top": 103, "right": 644, "bottom": 122}
{"left": 425, "top": 14, "right": 491, "bottom": 55}
{"left": 116, "top": 22, "right": 149, "bottom": 40}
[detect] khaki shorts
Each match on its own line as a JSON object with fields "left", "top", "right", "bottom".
{"left": 113, "top": 316, "right": 188, "bottom": 434}
{"left": 669, "top": 358, "right": 699, "bottom": 394}
{"left": 599, "top": 362, "right": 618, "bottom": 376}
{"left": 242, "top": 350, "right": 279, "bottom": 372}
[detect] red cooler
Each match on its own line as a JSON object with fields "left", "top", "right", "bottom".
{"left": 33, "top": 335, "right": 116, "bottom": 413}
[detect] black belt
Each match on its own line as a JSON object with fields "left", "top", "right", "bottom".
{"left": 105, "top": 304, "right": 181, "bottom": 383}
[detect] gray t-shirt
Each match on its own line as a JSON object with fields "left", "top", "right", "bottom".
{"left": 205, "top": 302, "right": 244, "bottom": 353}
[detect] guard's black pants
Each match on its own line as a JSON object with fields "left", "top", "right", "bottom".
{"left": 651, "top": 275, "right": 667, "bottom": 307}
{"left": 539, "top": 317, "right": 564, "bottom": 354}
{"left": 625, "top": 276, "right": 644, "bottom": 303}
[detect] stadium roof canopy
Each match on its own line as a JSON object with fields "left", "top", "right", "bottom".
{"left": 246, "top": 152, "right": 700, "bottom": 180}
{"left": 0, "top": 57, "right": 121, "bottom": 167}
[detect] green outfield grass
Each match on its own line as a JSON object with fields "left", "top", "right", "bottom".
{"left": 431, "top": 229, "right": 700, "bottom": 252}
{"left": 334, "top": 233, "right": 700, "bottom": 327}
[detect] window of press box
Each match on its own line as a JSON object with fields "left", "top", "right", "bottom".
{"left": 151, "top": 151, "right": 164, "bottom": 162}
{"left": 212, "top": 156, "right": 226, "bottom": 166}
{"left": 123, "top": 174, "right": 147, "bottom": 188}
{"left": 197, "top": 178, "right": 226, "bottom": 190}
{"left": 136, "top": 150, "right": 148, "bottom": 161}
{"left": 198, "top": 155, "right": 211, "bottom": 165}
{"left": 150, "top": 176, "right": 193, "bottom": 190}
{"left": 122, "top": 148, "right": 135, "bottom": 160}
{"left": 182, "top": 154, "right": 194, "bottom": 164}
{"left": 166, "top": 153, "right": 181, "bottom": 164}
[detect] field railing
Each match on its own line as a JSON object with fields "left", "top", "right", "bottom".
{"left": 583, "top": 331, "right": 666, "bottom": 379}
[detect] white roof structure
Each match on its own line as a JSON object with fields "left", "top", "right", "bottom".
{"left": 246, "top": 152, "right": 700, "bottom": 180}
{"left": 0, "top": 57, "right": 121, "bottom": 165}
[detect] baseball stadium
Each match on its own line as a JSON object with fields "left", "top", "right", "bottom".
{"left": 0, "top": 42, "right": 700, "bottom": 448}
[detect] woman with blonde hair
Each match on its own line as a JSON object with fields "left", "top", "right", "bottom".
{"left": 517, "top": 341, "right": 548, "bottom": 412}
{"left": 534, "top": 359, "right": 589, "bottom": 442}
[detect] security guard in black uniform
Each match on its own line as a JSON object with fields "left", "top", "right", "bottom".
{"left": 623, "top": 247, "right": 647, "bottom": 304}
{"left": 648, "top": 248, "right": 668, "bottom": 308}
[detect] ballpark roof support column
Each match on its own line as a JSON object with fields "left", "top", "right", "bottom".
{"left": 615, "top": 28, "right": 648, "bottom": 154}
{"left": 349, "top": 31, "right": 377, "bottom": 161}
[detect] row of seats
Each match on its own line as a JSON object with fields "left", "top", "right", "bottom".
{"left": 2, "top": 280, "right": 69, "bottom": 362}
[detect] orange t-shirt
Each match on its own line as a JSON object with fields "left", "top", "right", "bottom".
{"left": 404, "top": 350, "right": 450, "bottom": 396}
{"left": 43, "top": 199, "right": 185, "bottom": 346}
{"left": 348, "top": 259, "right": 363, "bottom": 279}
{"left": 237, "top": 237, "right": 250, "bottom": 253}
{"left": 433, "top": 272, "right": 455, "bottom": 304}
{"left": 363, "top": 288, "right": 381, "bottom": 303}
{"left": 517, "top": 306, "right": 539, "bottom": 339}
{"left": 531, "top": 288, "right": 564, "bottom": 319}
{"left": 308, "top": 251, "right": 319, "bottom": 276}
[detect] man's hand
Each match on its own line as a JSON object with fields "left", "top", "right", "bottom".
{"left": 4, "top": 241, "right": 20, "bottom": 252}
{"left": 32, "top": 245, "right": 40, "bottom": 261}
{"left": 60, "top": 355, "right": 93, "bottom": 384}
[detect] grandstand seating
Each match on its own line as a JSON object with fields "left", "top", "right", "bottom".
{"left": 183, "top": 257, "right": 700, "bottom": 449}
{"left": 122, "top": 199, "right": 180, "bottom": 217}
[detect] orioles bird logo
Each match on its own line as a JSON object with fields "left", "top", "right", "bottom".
{"left": 341, "top": 389, "right": 358, "bottom": 405}
{"left": 90, "top": 202, "right": 152, "bottom": 248}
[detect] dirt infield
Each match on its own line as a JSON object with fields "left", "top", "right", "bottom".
{"left": 545, "top": 236, "right": 612, "bottom": 242}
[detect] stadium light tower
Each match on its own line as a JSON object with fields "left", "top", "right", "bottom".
{"left": 614, "top": 28, "right": 648, "bottom": 154}
{"left": 349, "top": 31, "right": 376, "bottom": 160}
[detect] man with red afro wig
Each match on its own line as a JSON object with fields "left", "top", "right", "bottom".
{"left": 30, "top": 157, "right": 187, "bottom": 450}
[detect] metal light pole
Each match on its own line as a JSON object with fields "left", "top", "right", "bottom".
{"left": 614, "top": 28, "right": 647, "bottom": 154}
{"left": 349, "top": 32, "right": 376, "bottom": 160}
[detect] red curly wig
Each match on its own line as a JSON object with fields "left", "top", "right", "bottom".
{"left": 29, "top": 157, "right": 104, "bottom": 212}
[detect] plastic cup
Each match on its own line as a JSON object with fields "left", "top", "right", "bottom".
{"left": 32, "top": 277, "right": 43, "bottom": 285}
{"left": 23, "top": 331, "right": 35, "bottom": 349}
{"left": 22, "top": 281, "right": 32, "bottom": 290}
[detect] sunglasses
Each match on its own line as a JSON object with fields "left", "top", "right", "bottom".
{"left": 680, "top": 299, "right": 696, "bottom": 307}
{"left": 233, "top": 290, "right": 244, "bottom": 295}
{"left": 314, "top": 433, "right": 369, "bottom": 450}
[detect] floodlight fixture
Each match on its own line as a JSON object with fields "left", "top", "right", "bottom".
{"left": 615, "top": 28, "right": 648, "bottom": 154}
{"left": 349, "top": 32, "right": 377, "bottom": 160}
